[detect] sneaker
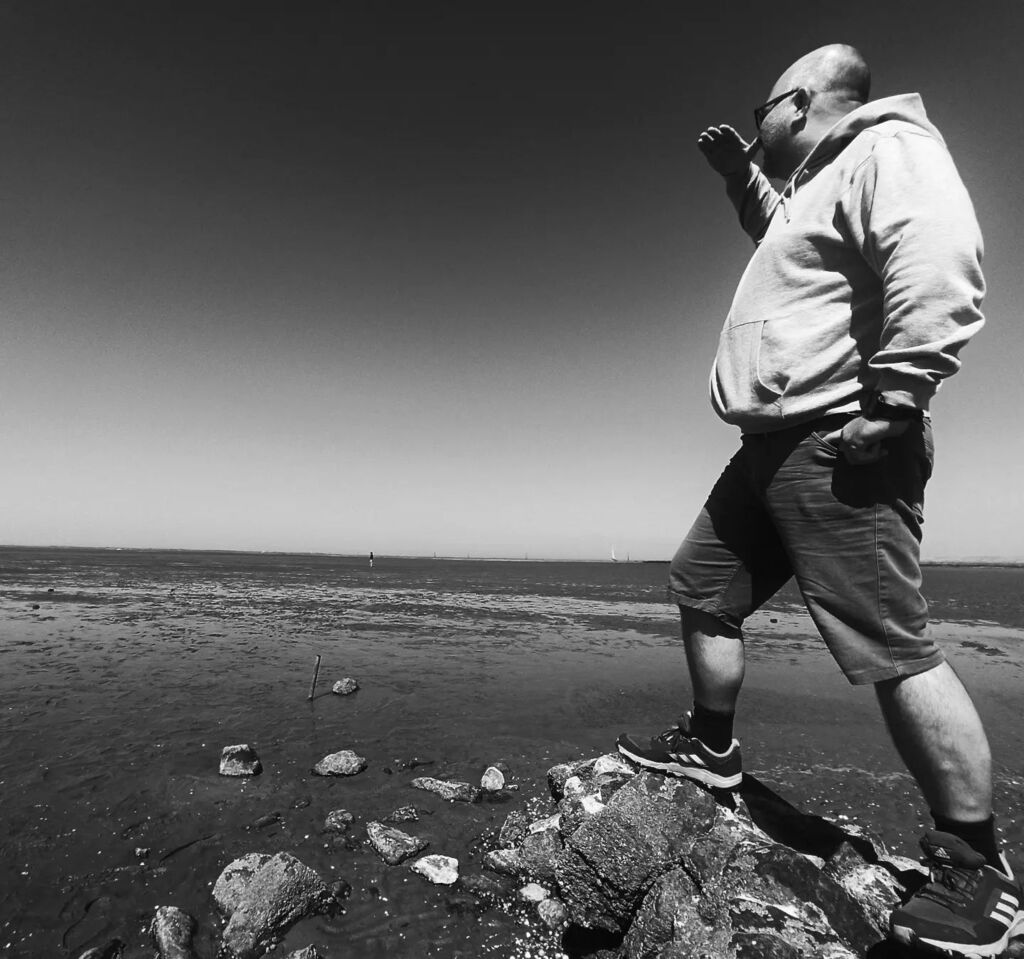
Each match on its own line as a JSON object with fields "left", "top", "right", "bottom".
{"left": 889, "top": 830, "right": 1024, "bottom": 957}
{"left": 616, "top": 712, "right": 742, "bottom": 789}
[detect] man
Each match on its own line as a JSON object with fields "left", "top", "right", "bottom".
{"left": 617, "top": 44, "right": 1022, "bottom": 956}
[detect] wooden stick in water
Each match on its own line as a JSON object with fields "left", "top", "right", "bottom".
{"left": 308, "top": 654, "right": 322, "bottom": 700}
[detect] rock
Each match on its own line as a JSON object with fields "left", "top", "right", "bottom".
{"left": 480, "top": 766, "right": 505, "bottom": 791}
{"left": 410, "top": 776, "right": 480, "bottom": 803}
{"left": 312, "top": 750, "right": 367, "bottom": 777}
{"left": 621, "top": 866, "right": 709, "bottom": 958}
{"left": 251, "top": 812, "right": 282, "bottom": 830}
{"left": 558, "top": 791, "right": 606, "bottom": 837}
{"left": 385, "top": 804, "right": 419, "bottom": 823}
{"left": 77, "top": 940, "right": 125, "bottom": 959}
{"left": 366, "top": 821, "right": 428, "bottom": 865}
{"left": 284, "top": 949, "right": 322, "bottom": 959}
{"left": 213, "top": 853, "right": 273, "bottom": 916}
{"left": 324, "top": 809, "right": 354, "bottom": 833}
{"left": 518, "top": 882, "right": 549, "bottom": 902}
{"left": 546, "top": 761, "right": 580, "bottom": 799}
{"left": 220, "top": 744, "right": 263, "bottom": 777}
{"left": 330, "top": 879, "right": 352, "bottom": 901}
{"left": 150, "top": 906, "right": 197, "bottom": 959}
{"left": 518, "top": 826, "right": 563, "bottom": 881}
{"left": 482, "top": 847, "right": 523, "bottom": 876}
{"left": 529, "top": 813, "right": 561, "bottom": 833}
{"left": 537, "top": 897, "right": 569, "bottom": 930}
{"left": 331, "top": 678, "right": 359, "bottom": 695}
{"left": 498, "top": 809, "right": 529, "bottom": 847}
{"left": 411, "top": 854, "right": 460, "bottom": 884}
{"left": 555, "top": 770, "right": 717, "bottom": 932}
{"left": 135, "top": 847, "right": 150, "bottom": 859}
{"left": 219, "top": 853, "right": 336, "bottom": 959}
{"left": 592, "top": 753, "right": 635, "bottom": 778}
{"left": 461, "top": 872, "right": 510, "bottom": 902}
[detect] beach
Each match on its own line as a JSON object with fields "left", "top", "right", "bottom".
{"left": 2, "top": 547, "right": 1023, "bottom": 958}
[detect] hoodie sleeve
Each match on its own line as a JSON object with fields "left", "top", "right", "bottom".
{"left": 726, "top": 164, "right": 782, "bottom": 244}
{"left": 841, "top": 128, "right": 985, "bottom": 410}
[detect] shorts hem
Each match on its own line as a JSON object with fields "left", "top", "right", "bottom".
{"left": 843, "top": 649, "right": 946, "bottom": 686}
{"left": 665, "top": 588, "right": 740, "bottom": 627}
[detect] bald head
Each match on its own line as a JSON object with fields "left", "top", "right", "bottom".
{"left": 757, "top": 44, "right": 870, "bottom": 179}
{"left": 772, "top": 43, "right": 870, "bottom": 113}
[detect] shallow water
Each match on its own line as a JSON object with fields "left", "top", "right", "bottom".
{"left": 2, "top": 548, "right": 1023, "bottom": 958}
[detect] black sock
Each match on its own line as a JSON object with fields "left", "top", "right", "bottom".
{"left": 931, "top": 812, "right": 1002, "bottom": 870}
{"left": 690, "top": 703, "right": 735, "bottom": 753}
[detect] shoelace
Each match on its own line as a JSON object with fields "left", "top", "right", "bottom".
{"left": 916, "top": 861, "right": 983, "bottom": 909}
{"left": 655, "top": 725, "right": 690, "bottom": 751}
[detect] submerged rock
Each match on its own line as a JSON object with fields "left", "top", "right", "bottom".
{"left": 411, "top": 776, "right": 480, "bottom": 803}
{"left": 324, "top": 809, "right": 354, "bottom": 833}
{"left": 385, "top": 804, "right": 419, "bottom": 823}
{"left": 219, "top": 744, "right": 262, "bottom": 777}
{"left": 150, "top": 906, "right": 197, "bottom": 959}
{"left": 331, "top": 678, "right": 359, "bottom": 695}
{"left": 213, "top": 853, "right": 273, "bottom": 916}
{"left": 219, "top": 853, "right": 336, "bottom": 959}
{"left": 77, "top": 940, "right": 125, "bottom": 959}
{"left": 411, "top": 854, "right": 460, "bottom": 884}
{"left": 366, "top": 821, "right": 428, "bottom": 865}
{"left": 312, "top": 750, "right": 367, "bottom": 777}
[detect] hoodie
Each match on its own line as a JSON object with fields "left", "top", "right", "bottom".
{"left": 709, "top": 93, "right": 985, "bottom": 431}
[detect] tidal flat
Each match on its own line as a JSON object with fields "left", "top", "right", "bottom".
{"left": 2, "top": 548, "right": 1023, "bottom": 958}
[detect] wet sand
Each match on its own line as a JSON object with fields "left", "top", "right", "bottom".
{"left": 2, "top": 549, "right": 1023, "bottom": 958}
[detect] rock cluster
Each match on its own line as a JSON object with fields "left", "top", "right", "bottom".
{"left": 478, "top": 752, "right": 926, "bottom": 958}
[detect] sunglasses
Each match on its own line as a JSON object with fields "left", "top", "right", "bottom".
{"left": 754, "top": 89, "right": 800, "bottom": 129}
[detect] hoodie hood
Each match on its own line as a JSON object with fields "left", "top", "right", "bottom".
{"left": 792, "top": 93, "right": 942, "bottom": 182}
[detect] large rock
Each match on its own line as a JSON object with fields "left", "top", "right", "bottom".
{"left": 366, "top": 822, "right": 428, "bottom": 865}
{"left": 219, "top": 853, "right": 336, "bottom": 959}
{"left": 220, "top": 744, "right": 262, "bottom": 777}
{"left": 213, "top": 853, "right": 273, "bottom": 916}
{"left": 331, "top": 678, "right": 359, "bottom": 695}
{"left": 555, "top": 770, "right": 718, "bottom": 932}
{"left": 312, "top": 750, "right": 367, "bottom": 776}
{"left": 410, "top": 776, "right": 480, "bottom": 803}
{"left": 150, "top": 906, "right": 197, "bottom": 959}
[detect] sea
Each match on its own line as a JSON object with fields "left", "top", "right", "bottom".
{"left": 1, "top": 547, "right": 1022, "bottom": 959}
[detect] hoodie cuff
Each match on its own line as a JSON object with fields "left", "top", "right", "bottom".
{"left": 874, "top": 377, "right": 933, "bottom": 413}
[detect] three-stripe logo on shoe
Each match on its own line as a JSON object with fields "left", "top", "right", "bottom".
{"left": 990, "top": 891, "right": 1019, "bottom": 927}
{"left": 669, "top": 751, "right": 706, "bottom": 767}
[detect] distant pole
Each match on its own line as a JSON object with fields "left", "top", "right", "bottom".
{"left": 307, "top": 654, "right": 322, "bottom": 700}
{"left": 369, "top": 551, "right": 374, "bottom": 569}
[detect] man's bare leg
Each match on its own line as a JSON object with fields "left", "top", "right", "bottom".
{"left": 875, "top": 660, "right": 992, "bottom": 821}
{"left": 681, "top": 606, "right": 745, "bottom": 715}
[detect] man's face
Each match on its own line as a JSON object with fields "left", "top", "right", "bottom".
{"left": 757, "top": 83, "right": 803, "bottom": 179}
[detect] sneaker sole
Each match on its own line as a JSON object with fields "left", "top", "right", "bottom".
{"left": 891, "top": 912, "right": 1024, "bottom": 958}
{"left": 617, "top": 742, "right": 742, "bottom": 790}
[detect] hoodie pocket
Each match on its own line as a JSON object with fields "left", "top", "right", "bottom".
{"left": 753, "top": 320, "right": 784, "bottom": 400}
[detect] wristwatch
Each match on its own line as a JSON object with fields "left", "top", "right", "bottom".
{"left": 862, "top": 393, "right": 924, "bottom": 422}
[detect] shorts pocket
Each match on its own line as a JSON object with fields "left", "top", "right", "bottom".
{"left": 810, "top": 430, "right": 840, "bottom": 455}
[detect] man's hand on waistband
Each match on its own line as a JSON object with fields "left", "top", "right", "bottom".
{"left": 697, "top": 125, "right": 759, "bottom": 177}
{"left": 821, "top": 416, "right": 910, "bottom": 465}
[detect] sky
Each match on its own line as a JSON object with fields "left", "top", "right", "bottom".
{"left": 2, "top": 1, "right": 1023, "bottom": 561}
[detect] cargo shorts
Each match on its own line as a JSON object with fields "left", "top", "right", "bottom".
{"left": 667, "top": 413, "right": 944, "bottom": 684}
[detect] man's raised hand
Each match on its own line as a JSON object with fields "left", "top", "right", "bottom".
{"left": 697, "top": 125, "right": 759, "bottom": 177}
